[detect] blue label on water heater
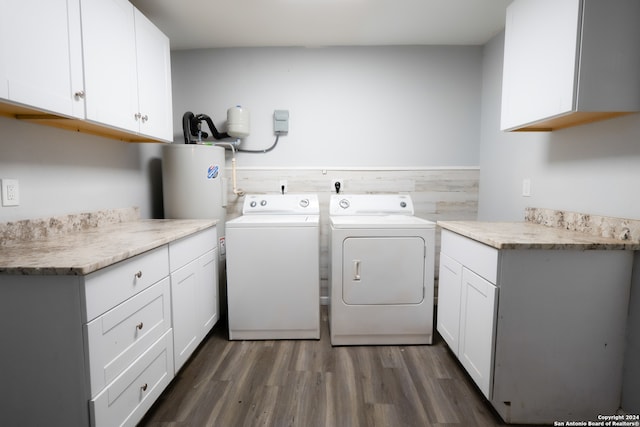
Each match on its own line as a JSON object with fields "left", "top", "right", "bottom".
{"left": 207, "top": 165, "right": 219, "bottom": 179}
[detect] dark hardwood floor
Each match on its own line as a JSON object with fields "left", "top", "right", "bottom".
{"left": 140, "top": 308, "right": 511, "bottom": 427}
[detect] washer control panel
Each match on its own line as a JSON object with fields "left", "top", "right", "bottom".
{"left": 243, "top": 194, "right": 319, "bottom": 215}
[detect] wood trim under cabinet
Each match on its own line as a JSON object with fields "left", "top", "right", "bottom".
{"left": 0, "top": 100, "right": 165, "bottom": 143}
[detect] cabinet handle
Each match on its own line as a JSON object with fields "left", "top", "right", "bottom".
{"left": 141, "top": 383, "right": 148, "bottom": 392}
{"left": 141, "top": 114, "right": 149, "bottom": 123}
{"left": 135, "top": 271, "right": 143, "bottom": 279}
{"left": 134, "top": 112, "right": 142, "bottom": 120}
{"left": 74, "top": 90, "right": 85, "bottom": 99}
{"left": 353, "top": 260, "right": 361, "bottom": 281}
{"left": 136, "top": 322, "right": 144, "bottom": 330}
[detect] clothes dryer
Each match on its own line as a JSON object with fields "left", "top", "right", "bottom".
{"left": 226, "top": 194, "right": 320, "bottom": 340}
{"left": 329, "top": 194, "right": 435, "bottom": 345}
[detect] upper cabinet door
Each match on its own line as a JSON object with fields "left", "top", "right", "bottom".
{"left": 500, "top": 0, "right": 581, "bottom": 131}
{"left": 0, "top": 0, "right": 85, "bottom": 118}
{"left": 134, "top": 9, "right": 173, "bottom": 142}
{"left": 81, "top": 0, "right": 139, "bottom": 133}
{"left": 500, "top": 0, "right": 640, "bottom": 132}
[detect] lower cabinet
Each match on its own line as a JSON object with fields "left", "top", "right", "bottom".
{"left": 90, "top": 330, "right": 174, "bottom": 427}
{"left": 0, "top": 226, "right": 217, "bottom": 427}
{"left": 457, "top": 267, "right": 497, "bottom": 398}
{"left": 169, "top": 227, "right": 219, "bottom": 373}
{"left": 437, "top": 228, "right": 633, "bottom": 424}
{"left": 437, "top": 239, "right": 498, "bottom": 399}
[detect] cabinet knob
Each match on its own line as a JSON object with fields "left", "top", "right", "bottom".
{"left": 74, "top": 90, "right": 85, "bottom": 99}
{"left": 141, "top": 383, "right": 148, "bottom": 392}
{"left": 135, "top": 271, "right": 143, "bottom": 279}
{"left": 136, "top": 322, "right": 144, "bottom": 330}
{"left": 141, "top": 114, "right": 149, "bottom": 123}
{"left": 134, "top": 112, "right": 142, "bottom": 120}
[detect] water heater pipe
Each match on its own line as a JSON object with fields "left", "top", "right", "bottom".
{"left": 214, "top": 142, "right": 245, "bottom": 197}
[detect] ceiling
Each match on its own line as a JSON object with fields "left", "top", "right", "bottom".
{"left": 130, "top": 0, "right": 512, "bottom": 50}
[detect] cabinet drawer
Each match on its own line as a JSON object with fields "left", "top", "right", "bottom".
{"left": 441, "top": 230, "right": 499, "bottom": 283}
{"left": 83, "top": 246, "right": 169, "bottom": 322}
{"left": 169, "top": 227, "right": 217, "bottom": 272}
{"left": 90, "top": 329, "right": 174, "bottom": 427}
{"left": 85, "top": 278, "right": 171, "bottom": 397}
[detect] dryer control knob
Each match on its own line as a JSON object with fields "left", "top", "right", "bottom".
{"left": 400, "top": 201, "right": 407, "bottom": 208}
{"left": 260, "top": 200, "right": 267, "bottom": 206}
{"left": 299, "top": 199, "right": 310, "bottom": 208}
{"left": 250, "top": 201, "right": 257, "bottom": 207}
{"left": 339, "top": 199, "right": 350, "bottom": 209}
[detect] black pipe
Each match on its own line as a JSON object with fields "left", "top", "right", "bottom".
{"left": 182, "top": 111, "right": 230, "bottom": 143}
{"left": 182, "top": 111, "right": 195, "bottom": 144}
{"left": 197, "top": 114, "right": 229, "bottom": 140}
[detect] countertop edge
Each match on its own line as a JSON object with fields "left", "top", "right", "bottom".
{"left": 437, "top": 221, "right": 640, "bottom": 250}
{"left": 0, "top": 219, "right": 218, "bottom": 276}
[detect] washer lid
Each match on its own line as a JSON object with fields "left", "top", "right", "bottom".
{"left": 331, "top": 215, "right": 435, "bottom": 229}
{"left": 227, "top": 214, "right": 320, "bottom": 227}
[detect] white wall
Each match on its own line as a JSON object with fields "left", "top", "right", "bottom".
{"left": 0, "top": 116, "right": 164, "bottom": 222}
{"left": 1, "top": 46, "right": 482, "bottom": 222}
{"left": 171, "top": 46, "right": 482, "bottom": 168}
{"left": 479, "top": 31, "right": 640, "bottom": 414}
{"left": 478, "top": 33, "right": 640, "bottom": 221}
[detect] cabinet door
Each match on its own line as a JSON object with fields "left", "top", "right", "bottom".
{"left": 171, "top": 259, "right": 200, "bottom": 373}
{"left": 500, "top": 0, "right": 581, "bottom": 130}
{"left": 436, "top": 253, "right": 463, "bottom": 354}
{"left": 81, "top": 0, "right": 139, "bottom": 133}
{"left": 0, "top": 0, "right": 84, "bottom": 117}
{"left": 198, "top": 249, "right": 219, "bottom": 337}
{"left": 459, "top": 267, "right": 498, "bottom": 399}
{"left": 134, "top": 9, "right": 173, "bottom": 141}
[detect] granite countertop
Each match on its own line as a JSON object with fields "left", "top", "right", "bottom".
{"left": 437, "top": 220, "right": 640, "bottom": 250}
{"left": 0, "top": 214, "right": 217, "bottom": 276}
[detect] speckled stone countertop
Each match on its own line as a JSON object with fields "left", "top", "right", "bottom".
{"left": 438, "top": 207, "right": 640, "bottom": 250}
{"left": 0, "top": 208, "right": 217, "bottom": 275}
{"left": 438, "top": 221, "right": 640, "bottom": 250}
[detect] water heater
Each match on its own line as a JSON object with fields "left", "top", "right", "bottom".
{"left": 162, "top": 144, "right": 226, "bottom": 223}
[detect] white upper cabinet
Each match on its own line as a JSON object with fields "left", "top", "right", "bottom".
{"left": 0, "top": 0, "right": 172, "bottom": 142}
{"left": 0, "top": 0, "right": 85, "bottom": 118}
{"left": 81, "top": 0, "right": 138, "bottom": 133}
{"left": 81, "top": 0, "right": 173, "bottom": 141}
{"left": 134, "top": 9, "right": 173, "bottom": 141}
{"left": 500, "top": 0, "right": 640, "bottom": 132}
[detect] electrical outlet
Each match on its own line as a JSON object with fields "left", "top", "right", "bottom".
{"left": 331, "top": 179, "right": 344, "bottom": 194}
{"left": 522, "top": 178, "right": 531, "bottom": 197}
{"left": 279, "top": 180, "right": 288, "bottom": 194}
{"left": 1, "top": 179, "right": 20, "bottom": 207}
{"left": 219, "top": 237, "right": 226, "bottom": 256}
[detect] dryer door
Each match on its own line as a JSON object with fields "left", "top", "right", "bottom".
{"left": 342, "top": 237, "right": 425, "bottom": 305}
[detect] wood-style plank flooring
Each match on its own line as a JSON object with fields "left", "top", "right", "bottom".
{"left": 140, "top": 308, "right": 509, "bottom": 427}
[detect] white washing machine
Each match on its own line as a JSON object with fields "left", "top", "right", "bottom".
{"left": 226, "top": 194, "right": 320, "bottom": 340}
{"left": 329, "top": 194, "right": 436, "bottom": 346}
